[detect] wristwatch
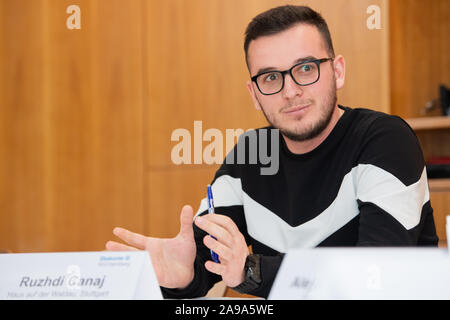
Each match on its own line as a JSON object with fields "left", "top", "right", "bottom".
{"left": 232, "top": 254, "right": 262, "bottom": 294}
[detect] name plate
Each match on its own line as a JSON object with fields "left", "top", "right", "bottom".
{"left": 0, "top": 251, "right": 163, "bottom": 300}
{"left": 269, "top": 248, "right": 450, "bottom": 299}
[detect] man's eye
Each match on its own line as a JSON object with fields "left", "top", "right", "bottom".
{"left": 300, "top": 64, "right": 314, "bottom": 72}
{"left": 264, "top": 73, "right": 279, "bottom": 82}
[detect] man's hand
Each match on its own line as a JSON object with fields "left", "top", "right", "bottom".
{"left": 105, "top": 205, "right": 197, "bottom": 289}
{"left": 194, "top": 213, "right": 249, "bottom": 288}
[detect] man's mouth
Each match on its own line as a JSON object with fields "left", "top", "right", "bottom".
{"left": 282, "top": 104, "right": 311, "bottom": 115}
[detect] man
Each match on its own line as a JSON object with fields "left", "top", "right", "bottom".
{"left": 106, "top": 5, "right": 438, "bottom": 298}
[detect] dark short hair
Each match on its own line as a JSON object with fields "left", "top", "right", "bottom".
{"left": 244, "top": 5, "right": 335, "bottom": 69}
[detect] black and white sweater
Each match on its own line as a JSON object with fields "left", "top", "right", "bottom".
{"left": 162, "top": 105, "right": 438, "bottom": 299}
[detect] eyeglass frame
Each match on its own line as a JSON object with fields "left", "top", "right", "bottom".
{"left": 250, "top": 57, "right": 334, "bottom": 95}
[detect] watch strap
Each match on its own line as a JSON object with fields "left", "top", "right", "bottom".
{"left": 232, "top": 254, "right": 262, "bottom": 294}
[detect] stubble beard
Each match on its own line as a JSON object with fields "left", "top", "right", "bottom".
{"left": 257, "top": 82, "right": 337, "bottom": 142}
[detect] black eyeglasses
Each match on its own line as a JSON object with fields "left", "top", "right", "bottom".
{"left": 251, "top": 58, "right": 333, "bottom": 95}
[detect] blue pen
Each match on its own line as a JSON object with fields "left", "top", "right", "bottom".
{"left": 207, "top": 184, "right": 220, "bottom": 263}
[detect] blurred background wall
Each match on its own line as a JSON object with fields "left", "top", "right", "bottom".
{"left": 0, "top": 0, "right": 449, "bottom": 254}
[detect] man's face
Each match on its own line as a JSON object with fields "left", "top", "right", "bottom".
{"left": 246, "top": 24, "right": 341, "bottom": 141}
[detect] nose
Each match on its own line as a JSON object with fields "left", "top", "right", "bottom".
{"left": 281, "top": 73, "right": 303, "bottom": 99}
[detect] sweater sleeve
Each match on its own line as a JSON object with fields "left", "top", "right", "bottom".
{"left": 354, "top": 115, "right": 438, "bottom": 246}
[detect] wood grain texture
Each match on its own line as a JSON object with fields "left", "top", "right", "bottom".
{"left": 0, "top": 0, "right": 145, "bottom": 252}
{"left": 415, "top": 130, "right": 450, "bottom": 161}
{"left": 406, "top": 116, "right": 450, "bottom": 131}
{"left": 146, "top": 166, "right": 219, "bottom": 238}
{"left": 389, "top": 0, "right": 450, "bottom": 118}
{"left": 0, "top": 0, "right": 49, "bottom": 251}
{"left": 45, "top": 0, "right": 145, "bottom": 252}
{"left": 429, "top": 179, "right": 450, "bottom": 193}
{"left": 389, "top": 1, "right": 450, "bottom": 247}
{"left": 430, "top": 191, "right": 449, "bottom": 244}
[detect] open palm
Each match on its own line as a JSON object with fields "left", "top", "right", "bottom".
{"left": 106, "top": 205, "right": 197, "bottom": 289}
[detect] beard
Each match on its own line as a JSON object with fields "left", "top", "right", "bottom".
{"left": 257, "top": 80, "right": 337, "bottom": 142}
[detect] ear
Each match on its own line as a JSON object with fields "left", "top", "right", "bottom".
{"left": 246, "top": 80, "right": 262, "bottom": 110}
{"left": 333, "top": 55, "right": 345, "bottom": 90}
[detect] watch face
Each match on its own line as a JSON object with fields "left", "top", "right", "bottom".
{"left": 247, "top": 265, "right": 261, "bottom": 283}
{"left": 245, "top": 254, "right": 262, "bottom": 284}
{"left": 247, "top": 267, "right": 254, "bottom": 278}
{"left": 232, "top": 256, "right": 262, "bottom": 293}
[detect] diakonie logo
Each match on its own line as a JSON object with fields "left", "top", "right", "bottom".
{"left": 170, "top": 121, "right": 280, "bottom": 175}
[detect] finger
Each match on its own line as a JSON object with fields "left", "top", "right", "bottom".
{"left": 179, "top": 205, "right": 194, "bottom": 240}
{"left": 204, "top": 260, "right": 225, "bottom": 276}
{"left": 203, "top": 235, "right": 232, "bottom": 261}
{"left": 112, "top": 227, "right": 147, "bottom": 250}
{"left": 201, "top": 214, "right": 241, "bottom": 237}
{"left": 105, "top": 240, "right": 139, "bottom": 251}
{"left": 194, "top": 216, "right": 233, "bottom": 247}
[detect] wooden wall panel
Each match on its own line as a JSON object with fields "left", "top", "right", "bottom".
{"left": 0, "top": 0, "right": 145, "bottom": 252}
{"left": 144, "top": 0, "right": 267, "bottom": 169}
{"left": 298, "top": 0, "right": 390, "bottom": 113}
{"left": 429, "top": 191, "right": 449, "bottom": 247}
{"left": 390, "top": 0, "right": 450, "bottom": 118}
{"left": 0, "top": 0, "right": 49, "bottom": 252}
{"left": 416, "top": 130, "right": 450, "bottom": 161}
{"left": 389, "top": 0, "right": 450, "bottom": 249}
{"left": 45, "top": 0, "right": 145, "bottom": 252}
{"left": 147, "top": 166, "right": 219, "bottom": 237}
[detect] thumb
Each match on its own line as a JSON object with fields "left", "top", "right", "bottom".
{"left": 178, "top": 205, "right": 195, "bottom": 240}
